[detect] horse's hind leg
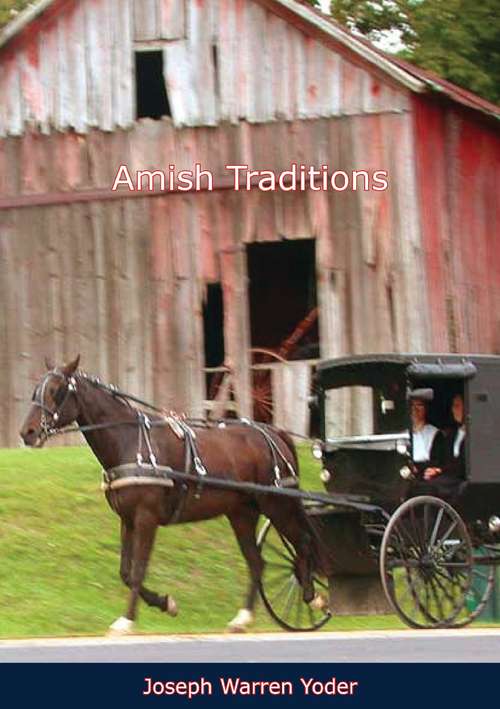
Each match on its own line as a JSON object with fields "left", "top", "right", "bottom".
{"left": 261, "top": 501, "right": 316, "bottom": 604}
{"left": 116, "top": 519, "right": 177, "bottom": 621}
{"left": 109, "top": 511, "right": 158, "bottom": 635}
{"left": 226, "top": 505, "right": 263, "bottom": 633}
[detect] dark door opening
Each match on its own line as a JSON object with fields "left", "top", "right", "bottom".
{"left": 203, "top": 283, "right": 226, "bottom": 406}
{"left": 135, "top": 50, "right": 171, "bottom": 119}
{"left": 203, "top": 283, "right": 225, "bottom": 368}
{"left": 247, "top": 239, "right": 319, "bottom": 359}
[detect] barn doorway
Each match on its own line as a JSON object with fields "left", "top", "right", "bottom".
{"left": 246, "top": 239, "right": 319, "bottom": 359}
{"left": 246, "top": 239, "right": 319, "bottom": 429}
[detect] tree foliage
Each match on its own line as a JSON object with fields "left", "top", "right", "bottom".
{"left": 329, "top": 1, "right": 500, "bottom": 104}
{"left": 0, "top": 0, "right": 31, "bottom": 29}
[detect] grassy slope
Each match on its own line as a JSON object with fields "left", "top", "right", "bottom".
{"left": 0, "top": 444, "right": 406, "bottom": 638}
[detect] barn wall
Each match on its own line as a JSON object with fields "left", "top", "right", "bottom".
{"left": 0, "top": 114, "right": 427, "bottom": 446}
{"left": 413, "top": 97, "right": 500, "bottom": 354}
{"left": 0, "top": 0, "right": 409, "bottom": 136}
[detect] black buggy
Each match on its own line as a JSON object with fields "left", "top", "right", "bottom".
{"left": 258, "top": 353, "right": 500, "bottom": 631}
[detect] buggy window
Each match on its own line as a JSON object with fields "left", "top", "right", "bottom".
{"left": 324, "top": 382, "right": 407, "bottom": 440}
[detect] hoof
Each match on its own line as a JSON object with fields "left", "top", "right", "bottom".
{"left": 165, "top": 595, "right": 178, "bottom": 617}
{"left": 107, "top": 616, "right": 134, "bottom": 636}
{"left": 303, "top": 587, "right": 315, "bottom": 604}
{"left": 227, "top": 608, "right": 254, "bottom": 634}
{"left": 309, "top": 592, "right": 329, "bottom": 611}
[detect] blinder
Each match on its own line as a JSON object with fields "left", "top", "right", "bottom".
{"left": 31, "top": 369, "right": 78, "bottom": 443}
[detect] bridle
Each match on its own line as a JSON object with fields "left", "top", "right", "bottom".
{"left": 31, "top": 370, "right": 77, "bottom": 445}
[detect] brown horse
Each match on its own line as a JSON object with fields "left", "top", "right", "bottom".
{"left": 20, "top": 356, "right": 319, "bottom": 634}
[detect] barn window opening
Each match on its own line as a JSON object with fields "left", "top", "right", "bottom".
{"left": 203, "top": 282, "right": 227, "bottom": 408}
{"left": 246, "top": 239, "right": 319, "bottom": 360}
{"left": 203, "top": 283, "right": 225, "bottom": 368}
{"left": 135, "top": 50, "right": 171, "bottom": 119}
{"left": 212, "top": 44, "right": 219, "bottom": 100}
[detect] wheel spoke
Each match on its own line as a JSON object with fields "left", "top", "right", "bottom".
{"left": 429, "top": 507, "right": 444, "bottom": 548}
{"left": 265, "top": 541, "right": 294, "bottom": 563}
{"left": 433, "top": 520, "right": 458, "bottom": 552}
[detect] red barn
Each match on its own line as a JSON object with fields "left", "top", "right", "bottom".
{"left": 0, "top": 0, "right": 499, "bottom": 446}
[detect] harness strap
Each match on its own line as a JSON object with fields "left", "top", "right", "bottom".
{"left": 240, "top": 418, "right": 298, "bottom": 487}
{"left": 102, "top": 463, "right": 174, "bottom": 491}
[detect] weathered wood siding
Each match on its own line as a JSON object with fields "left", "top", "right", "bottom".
{"left": 0, "top": 0, "right": 409, "bottom": 136}
{"left": 413, "top": 97, "right": 500, "bottom": 354}
{"left": 0, "top": 115, "right": 427, "bottom": 446}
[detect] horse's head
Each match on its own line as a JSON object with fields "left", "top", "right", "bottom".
{"left": 20, "top": 355, "right": 81, "bottom": 447}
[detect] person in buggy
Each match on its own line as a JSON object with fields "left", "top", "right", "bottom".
{"left": 410, "top": 395, "right": 442, "bottom": 474}
{"left": 414, "top": 394, "right": 466, "bottom": 500}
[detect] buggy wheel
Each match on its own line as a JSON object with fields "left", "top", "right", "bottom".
{"left": 449, "top": 555, "right": 496, "bottom": 627}
{"left": 257, "top": 519, "right": 331, "bottom": 632}
{"left": 380, "top": 496, "right": 473, "bottom": 629}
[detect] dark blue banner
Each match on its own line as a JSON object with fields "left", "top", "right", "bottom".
{"left": 0, "top": 664, "right": 497, "bottom": 709}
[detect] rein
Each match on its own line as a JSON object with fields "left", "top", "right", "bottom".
{"left": 32, "top": 370, "right": 302, "bottom": 490}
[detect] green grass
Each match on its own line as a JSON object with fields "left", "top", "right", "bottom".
{"left": 0, "top": 444, "right": 407, "bottom": 638}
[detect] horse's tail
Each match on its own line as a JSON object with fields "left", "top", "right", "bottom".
{"left": 274, "top": 428, "right": 299, "bottom": 479}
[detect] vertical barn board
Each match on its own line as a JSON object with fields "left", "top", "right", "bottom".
{"left": 18, "top": 40, "right": 42, "bottom": 128}
{"left": 0, "top": 211, "right": 9, "bottom": 444}
{"left": 187, "top": 0, "right": 218, "bottom": 125}
{"left": 133, "top": 0, "right": 159, "bottom": 40}
{"left": 159, "top": 0, "right": 185, "bottom": 39}
{"left": 56, "top": 15, "right": 73, "bottom": 129}
{"left": 170, "top": 194, "right": 191, "bottom": 411}
{"left": 73, "top": 202, "right": 99, "bottom": 370}
{"left": 198, "top": 191, "right": 220, "bottom": 281}
{"left": 38, "top": 21, "right": 57, "bottom": 134}
{"left": 4, "top": 55, "right": 23, "bottom": 136}
{"left": 386, "top": 112, "right": 428, "bottom": 352}
{"left": 249, "top": 3, "right": 273, "bottom": 123}
{"left": 127, "top": 197, "right": 154, "bottom": 400}
{"left": 0, "top": 64, "right": 7, "bottom": 136}
{"left": 292, "top": 25, "right": 307, "bottom": 119}
{"left": 269, "top": 12, "right": 292, "bottom": 120}
{"left": 303, "top": 35, "right": 322, "bottom": 119}
{"left": 103, "top": 200, "right": 126, "bottom": 384}
{"left": 65, "top": 2, "right": 89, "bottom": 133}
{"left": 321, "top": 45, "right": 341, "bottom": 117}
{"left": 217, "top": 0, "right": 237, "bottom": 122}
{"left": 217, "top": 191, "right": 252, "bottom": 417}
{"left": 89, "top": 201, "right": 110, "bottom": 381}
{"left": 45, "top": 206, "right": 65, "bottom": 366}
{"left": 111, "top": 0, "right": 134, "bottom": 128}
{"left": 412, "top": 98, "right": 452, "bottom": 351}
{"left": 149, "top": 195, "right": 176, "bottom": 409}
{"left": 183, "top": 195, "right": 206, "bottom": 415}
{"left": 341, "top": 59, "right": 363, "bottom": 115}
{"left": 54, "top": 205, "right": 75, "bottom": 361}
{"left": 120, "top": 198, "right": 146, "bottom": 396}
{"left": 0, "top": 210, "right": 18, "bottom": 444}
{"left": 272, "top": 361, "right": 311, "bottom": 436}
{"left": 163, "top": 40, "right": 200, "bottom": 127}
{"left": 85, "top": 0, "right": 113, "bottom": 131}
{"left": 10, "top": 210, "right": 32, "bottom": 442}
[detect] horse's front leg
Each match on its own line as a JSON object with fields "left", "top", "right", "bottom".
{"left": 108, "top": 510, "right": 158, "bottom": 635}
{"left": 112, "top": 518, "right": 177, "bottom": 635}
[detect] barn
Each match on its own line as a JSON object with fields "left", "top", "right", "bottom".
{"left": 0, "top": 0, "right": 499, "bottom": 447}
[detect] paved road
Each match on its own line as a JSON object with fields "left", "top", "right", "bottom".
{"left": 0, "top": 629, "right": 499, "bottom": 662}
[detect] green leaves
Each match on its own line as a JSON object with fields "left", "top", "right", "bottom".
{"left": 329, "top": 0, "right": 500, "bottom": 104}
{"left": 0, "top": 0, "right": 32, "bottom": 29}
